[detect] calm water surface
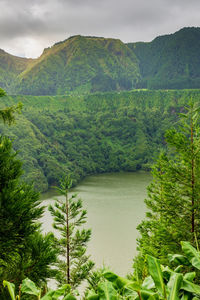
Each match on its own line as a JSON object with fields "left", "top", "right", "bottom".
{"left": 41, "top": 171, "right": 151, "bottom": 276}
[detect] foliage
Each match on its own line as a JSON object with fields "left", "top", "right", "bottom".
{"left": 0, "top": 49, "right": 32, "bottom": 93}
{"left": 1, "top": 35, "right": 140, "bottom": 95}
{"left": 1, "top": 89, "right": 197, "bottom": 192}
{"left": 49, "top": 176, "right": 94, "bottom": 289}
{"left": 135, "top": 102, "right": 200, "bottom": 276}
{"left": 1, "top": 28, "right": 200, "bottom": 94}
{"left": 3, "top": 277, "right": 73, "bottom": 300}
{"left": 128, "top": 27, "right": 200, "bottom": 89}
{"left": 86, "top": 241, "right": 200, "bottom": 300}
{"left": 5, "top": 241, "right": 200, "bottom": 299}
{"left": 0, "top": 88, "right": 22, "bottom": 124}
{"left": 0, "top": 135, "right": 58, "bottom": 298}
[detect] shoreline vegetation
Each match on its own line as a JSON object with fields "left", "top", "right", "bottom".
{"left": 1, "top": 89, "right": 200, "bottom": 192}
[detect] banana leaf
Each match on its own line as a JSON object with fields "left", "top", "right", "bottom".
{"left": 168, "top": 254, "right": 189, "bottom": 266}
{"left": 147, "top": 255, "right": 166, "bottom": 298}
{"left": 181, "top": 242, "right": 200, "bottom": 270}
{"left": 181, "top": 279, "right": 200, "bottom": 295}
{"left": 97, "top": 281, "right": 118, "bottom": 300}
{"left": 167, "top": 273, "right": 183, "bottom": 300}
{"left": 20, "top": 278, "right": 41, "bottom": 297}
{"left": 41, "top": 284, "right": 71, "bottom": 299}
{"left": 3, "top": 281, "right": 16, "bottom": 300}
{"left": 183, "top": 273, "right": 196, "bottom": 282}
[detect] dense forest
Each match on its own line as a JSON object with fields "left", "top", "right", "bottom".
{"left": 1, "top": 27, "right": 200, "bottom": 94}
{"left": 1, "top": 89, "right": 199, "bottom": 192}
{"left": 2, "top": 88, "right": 200, "bottom": 299}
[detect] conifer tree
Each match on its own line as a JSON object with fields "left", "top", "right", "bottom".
{"left": 49, "top": 176, "right": 94, "bottom": 289}
{"left": 0, "top": 135, "right": 58, "bottom": 294}
{"left": 135, "top": 102, "right": 200, "bottom": 276}
{"left": 0, "top": 90, "right": 58, "bottom": 296}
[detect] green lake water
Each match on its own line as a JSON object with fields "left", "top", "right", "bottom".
{"left": 41, "top": 171, "right": 152, "bottom": 276}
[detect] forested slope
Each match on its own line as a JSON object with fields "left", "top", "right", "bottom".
{"left": 1, "top": 27, "right": 200, "bottom": 95}
{"left": 0, "top": 89, "right": 199, "bottom": 191}
{"left": 128, "top": 27, "right": 200, "bottom": 89}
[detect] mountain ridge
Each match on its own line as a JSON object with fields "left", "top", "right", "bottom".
{"left": 1, "top": 27, "right": 200, "bottom": 95}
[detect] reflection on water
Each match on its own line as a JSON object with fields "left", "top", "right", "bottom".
{"left": 41, "top": 171, "right": 151, "bottom": 276}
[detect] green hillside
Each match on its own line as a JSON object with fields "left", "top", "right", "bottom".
{"left": 15, "top": 35, "right": 140, "bottom": 95}
{"left": 1, "top": 89, "right": 200, "bottom": 192}
{"left": 0, "top": 49, "right": 34, "bottom": 93}
{"left": 128, "top": 27, "right": 200, "bottom": 89}
{"left": 1, "top": 28, "right": 200, "bottom": 94}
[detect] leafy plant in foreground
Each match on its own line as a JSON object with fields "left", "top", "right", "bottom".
{"left": 3, "top": 277, "right": 75, "bottom": 300}
{"left": 87, "top": 241, "right": 200, "bottom": 300}
{"left": 5, "top": 241, "right": 200, "bottom": 299}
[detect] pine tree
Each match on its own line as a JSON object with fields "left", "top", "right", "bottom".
{"left": 0, "top": 93, "right": 58, "bottom": 296}
{"left": 0, "top": 136, "right": 58, "bottom": 293}
{"left": 49, "top": 176, "right": 94, "bottom": 289}
{"left": 135, "top": 102, "right": 200, "bottom": 276}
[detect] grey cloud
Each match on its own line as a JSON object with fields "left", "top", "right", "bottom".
{"left": 0, "top": 0, "right": 200, "bottom": 57}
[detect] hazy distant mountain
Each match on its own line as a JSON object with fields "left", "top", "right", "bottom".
{"left": 127, "top": 27, "right": 200, "bottom": 89}
{"left": 1, "top": 27, "right": 200, "bottom": 95}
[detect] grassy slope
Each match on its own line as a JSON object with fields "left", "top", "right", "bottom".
{"left": 0, "top": 89, "right": 199, "bottom": 191}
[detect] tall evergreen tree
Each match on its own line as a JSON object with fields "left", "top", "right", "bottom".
{"left": 0, "top": 90, "right": 58, "bottom": 297}
{"left": 49, "top": 176, "right": 94, "bottom": 289}
{"left": 0, "top": 136, "right": 58, "bottom": 295}
{"left": 135, "top": 103, "right": 200, "bottom": 277}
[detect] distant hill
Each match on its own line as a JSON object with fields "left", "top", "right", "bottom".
{"left": 127, "top": 27, "right": 200, "bottom": 89}
{"left": 1, "top": 27, "right": 200, "bottom": 94}
{"left": 15, "top": 35, "right": 141, "bottom": 95}
{"left": 0, "top": 49, "right": 34, "bottom": 93}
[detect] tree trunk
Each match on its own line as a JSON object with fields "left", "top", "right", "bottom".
{"left": 66, "top": 189, "right": 70, "bottom": 284}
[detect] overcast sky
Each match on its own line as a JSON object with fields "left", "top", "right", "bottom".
{"left": 0, "top": 0, "right": 200, "bottom": 58}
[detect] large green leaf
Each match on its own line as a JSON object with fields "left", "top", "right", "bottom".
{"left": 183, "top": 272, "right": 196, "bottom": 282}
{"left": 103, "top": 272, "right": 118, "bottom": 282}
{"left": 147, "top": 255, "right": 166, "bottom": 298}
{"left": 168, "top": 254, "right": 189, "bottom": 266}
{"left": 142, "top": 276, "right": 155, "bottom": 290}
{"left": 97, "top": 281, "right": 118, "bottom": 300}
{"left": 167, "top": 273, "right": 183, "bottom": 300}
{"left": 181, "top": 242, "right": 200, "bottom": 270}
{"left": 3, "top": 280, "right": 16, "bottom": 300}
{"left": 103, "top": 271, "right": 131, "bottom": 292}
{"left": 126, "top": 283, "right": 159, "bottom": 300}
{"left": 140, "top": 290, "right": 159, "bottom": 300}
{"left": 87, "top": 292, "right": 100, "bottom": 300}
{"left": 21, "top": 278, "right": 41, "bottom": 297}
{"left": 63, "top": 294, "right": 77, "bottom": 300}
{"left": 181, "top": 279, "right": 200, "bottom": 295}
{"left": 41, "top": 291, "right": 55, "bottom": 300}
{"left": 41, "top": 284, "right": 71, "bottom": 299}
